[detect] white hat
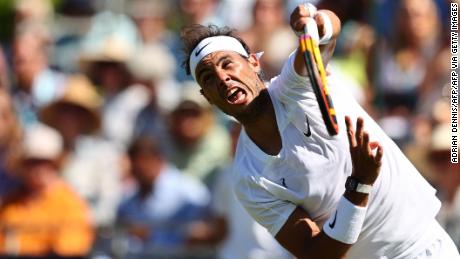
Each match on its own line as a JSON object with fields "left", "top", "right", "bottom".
{"left": 127, "top": 44, "right": 176, "bottom": 82}
{"left": 22, "top": 123, "right": 63, "bottom": 161}
{"left": 176, "top": 81, "right": 211, "bottom": 110}
{"left": 79, "top": 12, "right": 139, "bottom": 64}
{"left": 430, "top": 123, "right": 452, "bottom": 152}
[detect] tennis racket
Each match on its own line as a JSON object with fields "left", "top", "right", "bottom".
{"left": 299, "top": 19, "right": 339, "bottom": 136}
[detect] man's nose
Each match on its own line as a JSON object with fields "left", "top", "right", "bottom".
{"left": 216, "top": 69, "right": 231, "bottom": 82}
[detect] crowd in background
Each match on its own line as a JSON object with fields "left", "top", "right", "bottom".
{"left": 0, "top": 0, "right": 458, "bottom": 258}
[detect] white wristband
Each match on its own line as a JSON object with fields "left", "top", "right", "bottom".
{"left": 317, "top": 12, "right": 333, "bottom": 45}
{"left": 323, "top": 196, "right": 367, "bottom": 244}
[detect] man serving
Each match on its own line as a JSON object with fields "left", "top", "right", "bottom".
{"left": 180, "top": 4, "right": 460, "bottom": 258}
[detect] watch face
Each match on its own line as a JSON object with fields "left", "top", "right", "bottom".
{"left": 346, "top": 177, "right": 358, "bottom": 191}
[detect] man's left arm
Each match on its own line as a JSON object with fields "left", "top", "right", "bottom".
{"left": 290, "top": 5, "right": 341, "bottom": 77}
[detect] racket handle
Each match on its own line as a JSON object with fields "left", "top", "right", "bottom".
{"left": 303, "top": 18, "right": 319, "bottom": 44}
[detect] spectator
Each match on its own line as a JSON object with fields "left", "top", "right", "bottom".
{"left": 0, "top": 89, "right": 21, "bottom": 201}
{"left": 215, "top": 0, "right": 255, "bottom": 30}
{"left": 168, "top": 82, "right": 231, "bottom": 186}
{"left": 0, "top": 123, "right": 93, "bottom": 257}
{"left": 0, "top": 46, "right": 10, "bottom": 91}
{"left": 179, "top": 0, "right": 223, "bottom": 26}
{"left": 117, "top": 136, "right": 211, "bottom": 256}
{"left": 51, "top": 0, "right": 96, "bottom": 73}
{"left": 128, "top": 44, "right": 179, "bottom": 116}
{"left": 238, "top": 0, "right": 298, "bottom": 79}
{"left": 12, "top": 21, "right": 67, "bottom": 126}
{"left": 430, "top": 124, "right": 460, "bottom": 248}
{"left": 39, "top": 75, "right": 123, "bottom": 228}
{"left": 126, "top": 0, "right": 186, "bottom": 84}
{"left": 126, "top": 0, "right": 174, "bottom": 46}
{"left": 14, "top": 0, "right": 53, "bottom": 27}
{"left": 79, "top": 11, "right": 149, "bottom": 148}
{"left": 367, "top": 0, "right": 444, "bottom": 145}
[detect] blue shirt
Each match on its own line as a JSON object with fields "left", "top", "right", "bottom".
{"left": 117, "top": 165, "right": 210, "bottom": 247}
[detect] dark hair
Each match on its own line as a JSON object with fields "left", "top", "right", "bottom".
{"left": 128, "top": 136, "right": 162, "bottom": 158}
{"left": 180, "top": 24, "right": 251, "bottom": 75}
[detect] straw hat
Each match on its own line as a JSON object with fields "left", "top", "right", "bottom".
{"left": 40, "top": 75, "right": 101, "bottom": 134}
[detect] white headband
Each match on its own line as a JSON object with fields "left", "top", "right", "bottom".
{"left": 189, "top": 36, "right": 249, "bottom": 80}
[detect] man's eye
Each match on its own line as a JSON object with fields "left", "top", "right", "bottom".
{"left": 222, "top": 60, "right": 232, "bottom": 68}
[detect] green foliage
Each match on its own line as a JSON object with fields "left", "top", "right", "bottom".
{"left": 0, "top": 0, "right": 14, "bottom": 42}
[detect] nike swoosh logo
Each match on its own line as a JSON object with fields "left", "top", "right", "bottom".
{"left": 195, "top": 42, "right": 212, "bottom": 57}
{"left": 329, "top": 211, "right": 337, "bottom": 229}
{"left": 281, "top": 178, "right": 287, "bottom": 188}
{"left": 304, "top": 115, "right": 312, "bottom": 137}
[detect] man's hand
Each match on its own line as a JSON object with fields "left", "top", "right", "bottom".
{"left": 291, "top": 5, "right": 341, "bottom": 76}
{"left": 290, "top": 5, "right": 341, "bottom": 43}
{"left": 345, "top": 116, "right": 383, "bottom": 186}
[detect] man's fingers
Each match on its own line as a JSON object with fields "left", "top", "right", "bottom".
{"left": 293, "top": 18, "right": 311, "bottom": 32}
{"left": 375, "top": 145, "right": 384, "bottom": 164}
{"left": 363, "top": 131, "right": 370, "bottom": 153}
{"left": 345, "top": 116, "right": 356, "bottom": 149}
{"left": 291, "top": 4, "right": 316, "bottom": 32}
{"left": 314, "top": 12, "right": 325, "bottom": 38}
{"left": 299, "top": 3, "right": 315, "bottom": 17}
{"left": 355, "top": 117, "right": 364, "bottom": 147}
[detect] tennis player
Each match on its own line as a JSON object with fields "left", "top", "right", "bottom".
{"left": 181, "top": 4, "right": 460, "bottom": 258}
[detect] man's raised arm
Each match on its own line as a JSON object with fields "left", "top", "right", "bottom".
{"left": 290, "top": 4, "right": 341, "bottom": 77}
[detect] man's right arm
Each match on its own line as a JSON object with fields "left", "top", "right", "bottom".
{"left": 291, "top": 6, "right": 341, "bottom": 77}
{"left": 275, "top": 117, "right": 383, "bottom": 259}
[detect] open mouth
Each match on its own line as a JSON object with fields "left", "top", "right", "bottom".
{"left": 226, "top": 87, "right": 247, "bottom": 105}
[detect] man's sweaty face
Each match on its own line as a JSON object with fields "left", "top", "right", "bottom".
{"left": 195, "top": 51, "right": 262, "bottom": 117}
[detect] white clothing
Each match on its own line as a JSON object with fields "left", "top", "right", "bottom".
{"left": 63, "top": 136, "right": 123, "bottom": 226}
{"left": 232, "top": 52, "right": 451, "bottom": 258}
{"left": 102, "top": 84, "right": 150, "bottom": 149}
{"left": 398, "top": 220, "right": 459, "bottom": 259}
{"left": 437, "top": 189, "right": 460, "bottom": 249}
{"left": 212, "top": 165, "right": 293, "bottom": 259}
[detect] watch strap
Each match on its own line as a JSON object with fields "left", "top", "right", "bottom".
{"left": 345, "top": 177, "right": 373, "bottom": 194}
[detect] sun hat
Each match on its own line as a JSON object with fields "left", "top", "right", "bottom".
{"left": 22, "top": 123, "right": 63, "bottom": 161}
{"left": 40, "top": 75, "right": 101, "bottom": 134}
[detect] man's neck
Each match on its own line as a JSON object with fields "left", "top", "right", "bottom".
{"left": 239, "top": 90, "right": 282, "bottom": 156}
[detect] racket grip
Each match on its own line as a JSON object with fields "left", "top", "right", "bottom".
{"left": 303, "top": 18, "right": 319, "bottom": 44}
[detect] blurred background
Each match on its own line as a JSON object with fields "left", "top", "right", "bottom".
{"left": 0, "top": 0, "right": 458, "bottom": 258}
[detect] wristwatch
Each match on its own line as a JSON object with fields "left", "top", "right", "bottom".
{"left": 345, "top": 177, "right": 373, "bottom": 194}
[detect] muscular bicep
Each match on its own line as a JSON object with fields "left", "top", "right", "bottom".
{"left": 275, "top": 207, "right": 350, "bottom": 259}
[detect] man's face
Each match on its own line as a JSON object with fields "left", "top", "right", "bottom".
{"left": 195, "top": 51, "right": 265, "bottom": 119}
{"left": 13, "top": 35, "right": 46, "bottom": 87}
{"left": 19, "top": 159, "right": 56, "bottom": 190}
{"left": 130, "top": 152, "right": 161, "bottom": 187}
{"left": 170, "top": 104, "right": 211, "bottom": 147}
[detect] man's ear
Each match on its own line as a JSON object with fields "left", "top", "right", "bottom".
{"left": 200, "top": 89, "right": 213, "bottom": 104}
{"left": 248, "top": 53, "right": 261, "bottom": 74}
